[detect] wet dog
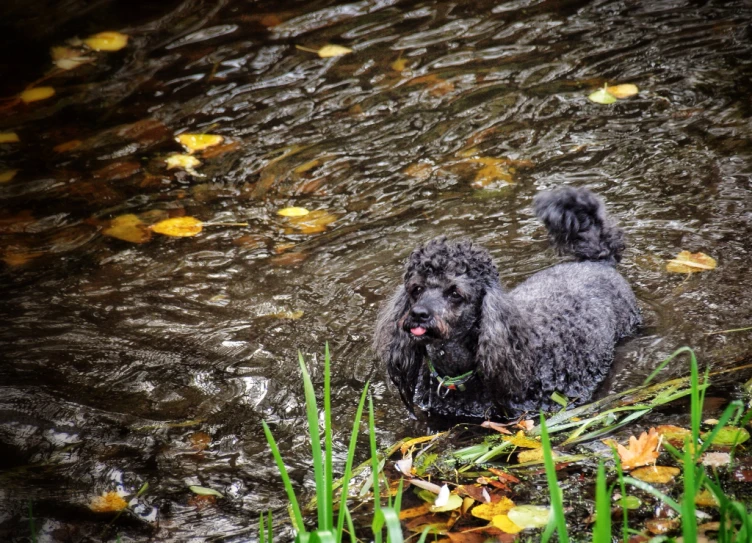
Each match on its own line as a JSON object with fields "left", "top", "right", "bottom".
{"left": 373, "top": 187, "right": 640, "bottom": 419}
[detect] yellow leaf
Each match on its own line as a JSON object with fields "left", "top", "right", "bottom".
{"left": 20, "top": 87, "right": 55, "bottom": 103}
{"left": 695, "top": 489, "right": 720, "bottom": 508}
{"left": 400, "top": 432, "right": 448, "bottom": 455}
{"left": 151, "top": 217, "right": 203, "bottom": 237}
{"left": 102, "top": 214, "right": 151, "bottom": 244}
{"left": 89, "top": 491, "right": 128, "bottom": 513}
{"left": 165, "top": 154, "right": 202, "bottom": 176}
{"left": 588, "top": 86, "right": 617, "bottom": 104}
{"left": 391, "top": 57, "right": 408, "bottom": 72}
{"left": 399, "top": 504, "right": 430, "bottom": 520}
{"left": 430, "top": 493, "right": 463, "bottom": 513}
{"left": 270, "top": 310, "right": 304, "bottom": 320}
{"left": 616, "top": 428, "right": 660, "bottom": 470}
{"left": 471, "top": 497, "right": 515, "bottom": 520}
{"left": 51, "top": 46, "right": 93, "bottom": 70}
{"left": 630, "top": 465, "right": 680, "bottom": 484}
{"left": 0, "top": 170, "right": 18, "bottom": 183}
{"left": 491, "top": 514, "right": 524, "bottom": 534}
{"left": 517, "top": 449, "right": 546, "bottom": 463}
{"left": 84, "top": 31, "right": 129, "bottom": 52}
{"left": 503, "top": 431, "right": 542, "bottom": 449}
{"left": 317, "top": 44, "right": 352, "bottom": 58}
{"left": 277, "top": 207, "right": 310, "bottom": 217}
{"left": 655, "top": 425, "right": 692, "bottom": 443}
{"left": 0, "top": 132, "right": 20, "bottom": 143}
{"left": 176, "top": 133, "right": 224, "bottom": 153}
{"left": 606, "top": 84, "right": 639, "bottom": 99}
{"left": 470, "top": 157, "right": 514, "bottom": 188}
{"left": 666, "top": 250, "right": 717, "bottom": 273}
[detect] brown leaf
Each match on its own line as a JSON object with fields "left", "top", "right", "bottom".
{"left": 190, "top": 432, "right": 211, "bottom": 452}
{"left": 616, "top": 428, "right": 660, "bottom": 470}
{"left": 486, "top": 468, "right": 520, "bottom": 484}
{"left": 646, "top": 518, "right": 680, "bottom": 535}
{"left": 102, "top": 214, "right": 152, "bottom": 244}
{"left": 480, "top": 420, "right": 513, "bottom": 435}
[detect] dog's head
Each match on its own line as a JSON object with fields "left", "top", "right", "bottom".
{"left": 400, "top": 237, "right": 499, "bottom": 344}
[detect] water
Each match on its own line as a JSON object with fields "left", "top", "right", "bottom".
{"left": 0, "top": 0, "right": 751, "bottom": 540}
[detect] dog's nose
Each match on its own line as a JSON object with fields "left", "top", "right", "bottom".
{"left": 410, "top": 306, "right": 430, "bottom": 322}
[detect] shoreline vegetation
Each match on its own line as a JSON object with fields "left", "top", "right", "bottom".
{"left": 264, "top": 346, "right": 752, "bottom": 542}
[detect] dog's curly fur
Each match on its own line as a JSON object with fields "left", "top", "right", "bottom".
{"left": 373, "top": 187, "right": 641, "bottom": 419}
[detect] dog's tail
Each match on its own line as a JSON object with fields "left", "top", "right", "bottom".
{"left": 533, "top": 186, "right": 625, "bottom": 264}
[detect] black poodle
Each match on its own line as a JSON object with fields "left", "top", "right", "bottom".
{"left": 373, "top": 187, "right": 640, "bottom": 420}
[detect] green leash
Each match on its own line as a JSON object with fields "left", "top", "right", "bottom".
{"left": 426, "top": 358, "right": 475, "bottom": 394}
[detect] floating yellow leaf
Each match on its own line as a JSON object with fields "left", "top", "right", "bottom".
{"left": 503, "top": 431, "right": 542, "bottom": 449}
{"left": 471, "top": 497, "right": 515, "bottom": 520}
{"left": 20, "top": 87, "right": 55, "bottom": 103}
{"left": 666, "top": 251, "right": 717, "bottom": 273}
{"left": 51, "top": 46, "right": 94, "bottom": 70}
{"left": 400, "top": 432, "right": 448, "bottom": 455}
{"left": 616, "top": 428, "right": 660, "bottom": 470}
{"left": 84, "top": 31, "right": 129, "bottom": 52}
{"left": 151, "top": 217, "right": 203, "bottom": 237}
{"left": 630, "top": 465, "right": 680, "bottom": 484}
{"left": 165, "top": 153, "right": 202, "bottom": 176}
{"left": 277, "top": 207, "right": 310, "bottom": 217}
{"left": 89, "top": 491, "right": 128, "bottom": 513}
{"left": 0, "top": 132, "right": 20, "bottom": 143}
{"left": 391, "top": 57, "right": 408, "bottom": 72}
{"left": 102, "top": 214, "right": 152, "bottom": 244}
{"left": 607, "top": 83, "right": 639, "bottom": 98}
{"left": 491, "top": 514, "right": 524, "bottom": 534}
{"left": 0, "top": 170, "right": 18, "bottom": 183}
{"left": 176, "top": 133, "right": 224, "bottom": 153}
{"left": 588, "top": 85, "right": 617, "bottom": 105}
{"left": 296, "top": 44, "right": 352, "bottom": 58}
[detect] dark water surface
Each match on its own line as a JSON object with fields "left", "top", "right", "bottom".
{"left": 1, "top": 0, "right": 751, "bottom": 540}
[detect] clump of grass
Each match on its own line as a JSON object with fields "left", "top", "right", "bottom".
{"left": 262, "top": 345, "right": 405, "bottom": 542}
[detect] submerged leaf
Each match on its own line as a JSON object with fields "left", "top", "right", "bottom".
{"left": 176, "top": 133, "right": 224, "bottom": 153}
{"left": 0, "top": 132, "right": 20, "bottom": 143}
{"left": 51, "top": 46, "right": 94, "bottom": 70}
{"left": 588, "top": 86, "right": 618, "bottom": 105}
{"left": 189, "top": 485, "right": 223, "bottom": 498}
{"left": 102, "top": 214, "right": 151, "bottom": 244}
{"left": 20, "top": 87, "right": 55, "bottom": 103}
{"left": 89, "top": 491, "right": 128, "bottom": 513}
{"left": 151, "top": 217, "right": 203, "bottom": 237}
{"left": 630, "top": 465, "right": 680, "bottom": 484}
{"left": 666, "top": 251, "right": 717, "bottom": 273}
{"left": 702, "top": 426, "right": 749, "bottom": 446}
{"left": 277, "top": 207, "right": 310, "bottom": 217}
{"left": 0, "top": 170, "right": 18, "bottom": 183}
{"left": 507, "top": 505, "right": 551, "bottom": 529}
{"left": 84, "top": 31, "right": 129, "bottom": 51}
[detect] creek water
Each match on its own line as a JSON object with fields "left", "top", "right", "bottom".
{"left": 0, "top": 0, "right": 751, "bottom": 541}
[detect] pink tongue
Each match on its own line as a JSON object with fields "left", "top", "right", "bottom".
{"left": 411, "top": 327, "right": 426, "bottom": 336}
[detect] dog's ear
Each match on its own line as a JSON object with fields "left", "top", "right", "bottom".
{"left": 373, "top": 286, "right": 425, "bottom": 413}
{"left": 476, "top": 281, "right": 528, "bottom": 408}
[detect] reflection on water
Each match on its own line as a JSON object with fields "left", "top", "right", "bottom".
{"left": 1, "top": 0, "right": 751, "bottom": 540}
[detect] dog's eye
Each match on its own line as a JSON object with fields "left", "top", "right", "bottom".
{"left": 410, "top": 286, "right": 424, "bottom": 298}
{"left": 447, "top": 287, "right": 463, "bottom": 301}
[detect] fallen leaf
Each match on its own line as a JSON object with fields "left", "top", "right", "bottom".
{"left": 655, "top": 425, "right": 693, "bottom": 444}
{"left": 666, "top": 251, "right": 717, "bottom": 273}
{"left": 486, "top": 468, "right": 520, "bottom": 484}
{"left": 630, "top": 466, "right": 680, "bottom": 484}
{"left": 89, "top": 491, "right": 128, "bottom": 513}
{"left": 0, "top": 132, "right": 20, "bottom": 143}
{"left": 20, "top": 87, "right": 55, "bottom": 103}
{"left": 503, "top": 431, "right": 541, "bottom": 449}
{"left": 470, "top": 157, "right": 514, "bottom": 188}
{"left": 616, "top": 428, "right": 660, "bottom": 470}
{"left": 507, "top": 505, "right": 551, "bottom": 529}
{"left": 646, "top": 518, "right": 680, "bottom": 535}
{"left": 400, "top": 433, "right": 447, "bottom": 455}
{"left": 695, "top": 489, "right": 719, "bottom": 508}
{"left": 270, "top": 310, "right": 304, "bottom": 320}
{"left": 404, "top": 161, "right": 435, "bottom": 180}
{"left": 588, "top": 85, "right": 618, "bottom": 104}
{"left": 471, "top": 497, "right": 515, "bottom": 520}
{"left": 457, "top": 484, "right": 491, "bottom": 503}
{"left": 2, "top": 249, "right": 43, "bottom": 266}
{"left": 51, "top": 46, "right": 94, "bottom": 70}
{"left": 188, "top": 494, "right": 216, "bottom": 509}
{"left": 84, "top": 31, "right": 129, "bottom": 51}
{"left": 286, "top": 210, "right": 337, "bottom": 234}
{"left": 277, "top": 207, "right": 310, "bottom": 217}
{"left": 151, "top": 217, "right": 203, "bottom": 238}
{"left": 621, "top": 496, "right": 642, "bottom": 510}
{"left": 391, "top": 57, "right": 408, "bottom": 72}
{"left": 0, "top": 170, "right": 18, "bottom": 183}
{"left": 518, "top": 420, "right": 535, "bottom": 431}
{"left": 481, "top": 420, "right": 513, "bottom": 435}
{"left": 606, "top": 84, "right": 639, "bottom": 99}
{"left": 491, "top": 514, "right": 524, "bottom": 534}
{"left": 317, "top": 44, "right": 352, "bottom": 58}
{"left": 405, "top": 516, "right": 449, "bottom": 534}
{"left": 165, "top": 153, "right": 203, "bottom": 176}
{"left": 702, "top": 452, "right": 731, "bottom": 468}
{"left": 176, "top": 133, "right": 224, "bottom": 153}
{"left": 190, "top": 432, "right": 211, "bottom": 452}
{"left": 399, "top": 504, "right": 430, "bottom": 520}
{"left": 702, "top": 426, "right": 750, "bottom": 447}
{"left": 431, "top": 493, "right": 463, "bottom": 513}
{"left": 102, "top": 214, "right": 152, "bottom": 244}
{"left": 53, "top": 140, "right": 82, "bottom": 152}
{"left": 517, "top": 449, "right": 546, "bottom": 463}
{"left": 408, "top": 74, "right": 455, "bottom": 97}
{"left": 188, "top": 485, "right": 223, "bottom": 498}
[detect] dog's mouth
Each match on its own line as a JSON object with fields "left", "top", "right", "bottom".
{"left": 410, "top": 326, "right": 427, "bottom": 337}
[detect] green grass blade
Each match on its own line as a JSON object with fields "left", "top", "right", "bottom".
{"left": 299, "top": 351, "right": 329, "bottom": 530}
{"left": 689, "top": 348, "right": 701, "bottom": 447}
{"left": 344, "top": 507, "right": 357, "bottom": 543}
{"left": 262, "top": 420, "right": 306, "bottom": 534}
{"left": 368, "top": 395, "right": 383, "bottom": 543}
{"left": 393, "top": 478, "right": 404, "bottom": 516}
{"left": 324, "top": 344, "right": 334, "bottom": 531}
{"left": 623, "top": 476, "right": 682, "bottom": 513}
{"left": 540, "top": 412, "right": 569, "bottom": 543}
{"left": 612, "top": 449, "right": 629, "bottom": 543}
{"left": 28, "top": 501, "right": 36, "bottom": 543}
{"left": 643, "top": 346, "right": 695, "bottom": 386}
{"left": 268, "top": 510, "right": 273, "bottom": 543}
{"left": 416, "top": 526, "right": 431, "bottom": 543}
{"left": 336, "top": 384, "right": 370, "bottom": 543}
{"left": 593, "top": 461, "right": 612, "bottom": 543}
{"left": 373, "top": 507, "right": 403, "bottom": 543}
{"left": 681, "top": 441, "right": 698, "bottom": 543}
{"left": 259, "top": 512, "right": 267, "bottom": 543}
{"left": 697, "top": 400, "right": 743, "bottom": 457}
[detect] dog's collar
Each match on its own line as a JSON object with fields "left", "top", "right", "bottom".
{"left": 426, "top": 358, "right": 475, "bottom": 393}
